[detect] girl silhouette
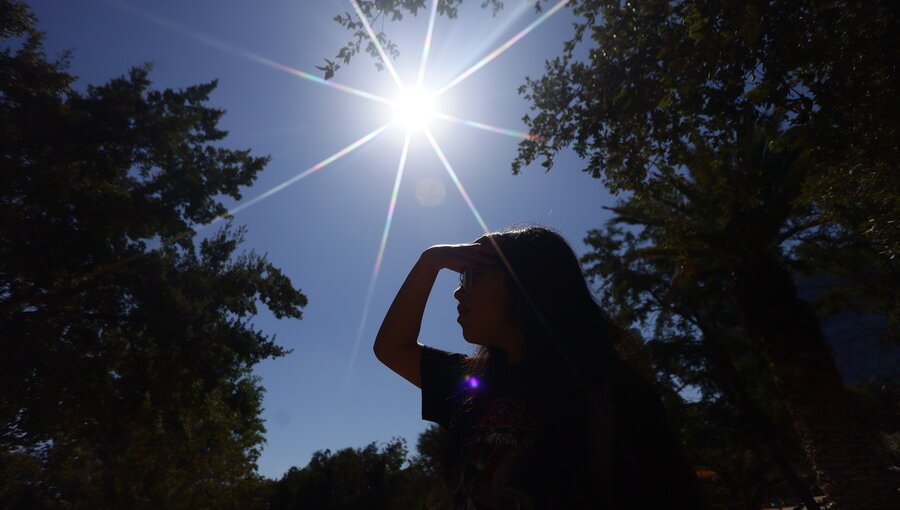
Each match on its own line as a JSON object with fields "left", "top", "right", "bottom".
{"left": 374, "top": 226, "right": 705, "bottom": 509}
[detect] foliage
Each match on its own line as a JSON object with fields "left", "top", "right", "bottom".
{"left": 0, "top": 2, "right": 306, "bottom": 507}
{"left": 582, "top": 223, "right": 821, "bottom": 509}
{"left": 268, "top": 436, "right": 451, "bottom": 510}
{"left": 320, "top": 0, "right": 506, "bottom": 79}
{"left": 512, "top": 0, "right": 898, "bottom": 336}
{"left": 846, "top": 379, "right": 900, "bottom": 466}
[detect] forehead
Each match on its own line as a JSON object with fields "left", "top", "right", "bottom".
{"left": 472, "top": 235, "right": 503, "bottom": 257}
{"left": 470, "top": 262, "right": 504, "bottom": 282}
{"left": 471, "top": 236, "right": 502, "bottom": 270}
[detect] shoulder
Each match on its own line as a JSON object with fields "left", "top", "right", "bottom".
{"left": 421, "top": 344, "right": 468, "bottom": 368}
{"left": 420, "top": 346, "right": 473, "bottom": 427}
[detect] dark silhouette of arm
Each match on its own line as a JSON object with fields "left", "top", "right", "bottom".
{"left": 373, "top": 255, "right": 439, "bottom": 388}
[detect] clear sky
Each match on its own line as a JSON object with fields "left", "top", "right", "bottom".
{"left": 26, "top": 0, "right": 616, "bottom": 479}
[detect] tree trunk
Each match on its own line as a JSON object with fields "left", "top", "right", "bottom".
{"left": 703, "top": 330, "right": 822, "bottom": 510}
{"left": 732, "top": 255, "right": 898, "bottom": 510}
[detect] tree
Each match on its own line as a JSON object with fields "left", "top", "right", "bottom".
{"left": 407, "top": 424, "right": 454, "bottom": 508}
{"left": 268, "top": 437, "right": 447, "bottom": 510}
{"left": 582, "top": 223, "right": 823, "bottom": 509}
{"left": 329, "top": 0, "right": 899, "bottom": 507}
{"left": 320, "top": 0, "right": 503, "bottom": 80}
{"left": 0, "top": 2, "right": 306, "bottom": 507}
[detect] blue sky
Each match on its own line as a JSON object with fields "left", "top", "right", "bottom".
{"left": 26, "top": 0, "right": 617, "bottom": 479}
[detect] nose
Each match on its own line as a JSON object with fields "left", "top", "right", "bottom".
{"left": 453, "top": 283, "right": 465, "bottom": 302}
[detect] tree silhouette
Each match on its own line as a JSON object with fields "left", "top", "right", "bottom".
{"left": 268, "top": 437, "right": 451, "bottom": 510}
{"left": 582, "top": 223, "right": 823, "bottom": 509}
{"left": 1, "top": 2, "right": 306, "bottom": 507}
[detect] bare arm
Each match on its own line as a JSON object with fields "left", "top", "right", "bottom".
{"left": 373, "top": 255, "right": 438, "bottom": 388}
{"left": 373, "top": 243, "right": 497, "bottom": 388}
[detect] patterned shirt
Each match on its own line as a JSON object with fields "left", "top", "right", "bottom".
{"left": 420, "top": 345, "right": 708, "bottom": 510}
{"left": 420, "top": 345, "right": 536, "bottom": 510}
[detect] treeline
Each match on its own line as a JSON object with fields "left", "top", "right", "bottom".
{"left": 259, "top": 374, "right": 893, "bottom": 510}
{"left": 264, "top": 428, "right": 451, "bottom": 510}
{"left": 259, "top": 384, "right": 894, "bottom": 510}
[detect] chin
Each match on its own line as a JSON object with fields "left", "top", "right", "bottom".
{"left": 459, "top": 329, "right": 477, "bottom": 344}
{"left": 461, "top": 333, "right": 488, "bottom": 347}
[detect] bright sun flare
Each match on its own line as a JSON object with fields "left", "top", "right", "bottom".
{"left": 391, "top": 88, "right": 436, "bottom": 131}
{"left": 126, "top": 0, "right": 572, "bottom": 383}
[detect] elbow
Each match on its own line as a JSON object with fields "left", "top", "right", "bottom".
{"left": 373, "top": 339, "right": 385, "bottom": 363}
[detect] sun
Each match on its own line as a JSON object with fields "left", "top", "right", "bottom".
{"left": 103, "top": 0, "right": 572, "bottom": 387}
{"left": 391, "top": 87, "right": 436, "bottom": 131}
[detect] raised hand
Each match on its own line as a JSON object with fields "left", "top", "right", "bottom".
{"left": 420, "top": 241, "right": 499, "bottom": 274}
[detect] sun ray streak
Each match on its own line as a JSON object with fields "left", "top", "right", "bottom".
{"left": 373, "top": 134, "right": 412, "bottom": 277}
{"left": 102, "top": 0, "right": 389, "bottom": 104}
{"left": 241, "top": 53, "right": 390, "bottom": 104}
{"left": 344, "top": 133, "right": 413, "bottom": 386}
{"left": 435, "top": 0, "right": 570, "bottom": 97}
{"left": 207, "top": 124, "right": 391, "bottom": 226}
{"left": 435, "top": 112, "right": 540, "bottom": 141}
{"left": 416, "top": 0, "right": 440, "bottom": 88}
{"left": 43, "top": 124, "right": 388, "bottom": 303}
{"left": 349, "top": 0, "right": 405, "bottom": 89}
{"left": 423, "top": 130, "right": 490, "bottom": 234}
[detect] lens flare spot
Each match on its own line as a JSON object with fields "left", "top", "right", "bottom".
{"left": 464, "top": 375, "right": 480, "bottom": 389}
{"left": 392, "top": 88, "right": 436, "bottom": 131}
{"left": 414, "top": 177, "right": 446, "bottom": 206}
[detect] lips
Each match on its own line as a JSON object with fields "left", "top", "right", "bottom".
{"left": 457, "top": 306, "right": 468, "bottom": 315}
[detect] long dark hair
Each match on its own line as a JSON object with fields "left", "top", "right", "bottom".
{"left": 453, "top": 225, "right": 704, "bottom": 509}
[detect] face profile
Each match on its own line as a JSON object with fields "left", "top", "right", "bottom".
{"left": 452, "top": 237, "right": 522, "bottom": 356}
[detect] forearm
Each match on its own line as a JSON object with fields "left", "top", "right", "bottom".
{"left": 374, "top": 255, "right": 439, "bottom": 357}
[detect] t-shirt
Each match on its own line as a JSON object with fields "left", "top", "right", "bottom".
{"left": 421, "top": 345, "right": 708, "bottom": 510}
{"left": 420, "top": 345, "right": 537, "bottom": 510}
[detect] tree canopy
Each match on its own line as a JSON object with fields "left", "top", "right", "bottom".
{"left": 268, "top": 435, "right": 452, "bottom": 510}
{"left": 1, "top": 2, "right": 306, "bottom": 507}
